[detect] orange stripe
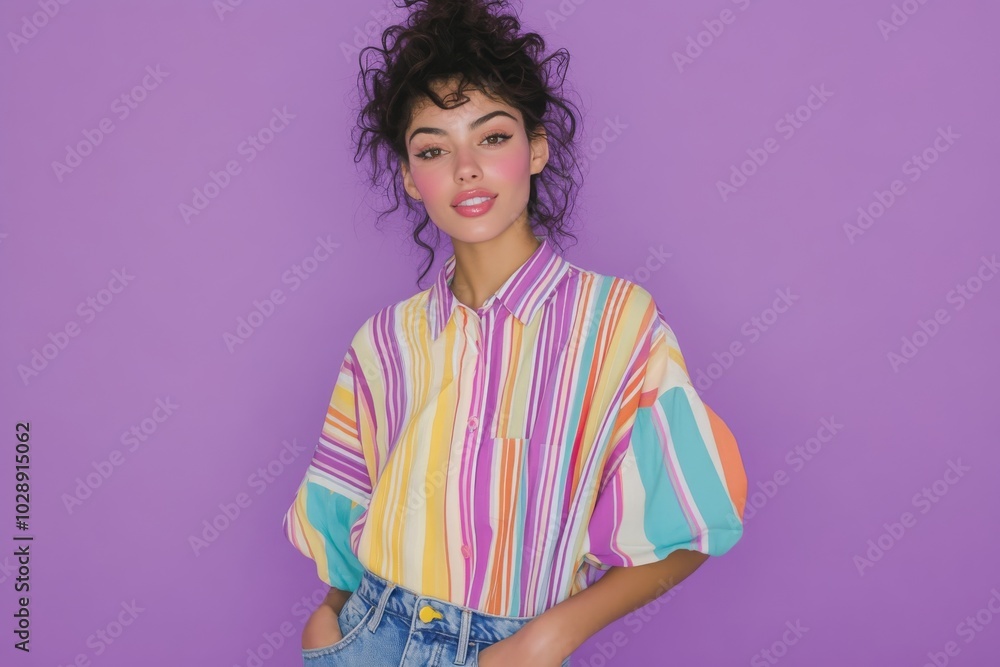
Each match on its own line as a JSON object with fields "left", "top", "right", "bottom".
{"left": 705, "top": 404, "right": 747, "bottom": 519}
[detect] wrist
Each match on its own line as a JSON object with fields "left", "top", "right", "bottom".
{"left": 322, "top": 587, "right": 350, "bottom": 616}
{"left": 518, "top": 608, "right": 576, "bottom": 662}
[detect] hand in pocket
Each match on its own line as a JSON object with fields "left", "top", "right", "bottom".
{"left": 301, "top": 604, "right": 343, "bottom": 650}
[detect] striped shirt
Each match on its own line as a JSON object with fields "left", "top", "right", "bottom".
{"left": 282, "top": 236, "right": 747, "bottom": 617}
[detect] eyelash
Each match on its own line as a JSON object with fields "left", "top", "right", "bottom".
{"left": 414, "top": 131, "right": 513, "bottom": 161}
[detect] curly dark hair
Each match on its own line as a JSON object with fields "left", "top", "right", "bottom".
{"left": 350, "top": 0, "right": 586, "bottom": 288}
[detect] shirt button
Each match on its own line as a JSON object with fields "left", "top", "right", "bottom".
{"left": 467, "top": 416, "right": 479, "bottom": 431}
{"left": 461, "top": 543, "right": 472, "bottom": 559}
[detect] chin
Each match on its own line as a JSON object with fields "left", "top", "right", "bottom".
{"left": 432, "top": 214, "right": 516, "bottom": 244}
{"left": 439, "top": 227, "right": 507, "bottom": 245}
{"left": 435, "top": 204, "right": 527, "bottom": 243}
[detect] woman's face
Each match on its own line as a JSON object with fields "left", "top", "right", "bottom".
{"left": 400, "top": 81, "right": 548, "bottom": 245}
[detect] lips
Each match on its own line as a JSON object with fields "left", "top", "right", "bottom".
{"left": 451, "top": 189, "right": 497, "bottom": 207}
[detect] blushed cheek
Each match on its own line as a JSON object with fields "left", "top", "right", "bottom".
{"left": 493, "top": 150, "right": 530, "bottom": 185}
{"left": 411, "top": 169, "right": 446, "bottom": 203}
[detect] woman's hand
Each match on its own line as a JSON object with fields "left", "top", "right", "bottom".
{"left": 476, "top": 629, "right": 565, "bottom": 667}
{"left": 301, "top": 603, "right": 343, "bottom": 650}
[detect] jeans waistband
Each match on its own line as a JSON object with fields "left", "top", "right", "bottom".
{"left": 353, "top": 569, "right": 537, "bottom": 645}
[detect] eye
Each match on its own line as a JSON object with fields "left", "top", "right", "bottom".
{"left": 483, "top": 131, "right": 513, "bottom": 146}
{"left": 414, "top": 131, "right": 514, "bottom": 161}
{"left": 414, "top": 146, "right": 444, "bottom": 161}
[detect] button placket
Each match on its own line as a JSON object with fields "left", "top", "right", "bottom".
{"left": 461, "top": 307, "right": 487, "bottom": 572}
{"left": 466, "top": 310, "right": 484, "bottom": 438}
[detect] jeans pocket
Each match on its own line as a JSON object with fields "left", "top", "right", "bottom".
{"left": 302, "top": 593, "right": 375, "bottom": 661}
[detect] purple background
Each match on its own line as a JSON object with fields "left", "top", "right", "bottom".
{"left": 2, "top": 1, "right": 999, "bottom": 666}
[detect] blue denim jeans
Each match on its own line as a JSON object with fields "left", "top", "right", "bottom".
{"left": 302, "top": 569, "right": 572, "bottom": 666}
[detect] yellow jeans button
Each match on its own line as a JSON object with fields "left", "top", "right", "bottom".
{"left": 419, "top": 605, "right": 443, "bottom": 623}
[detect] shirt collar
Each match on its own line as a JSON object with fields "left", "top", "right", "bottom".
{"left": 426, "top": 235, "right": 571, "bottom": 341}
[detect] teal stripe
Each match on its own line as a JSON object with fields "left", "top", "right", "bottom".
{"left": 659, "top": 387, "right": 742, "bottom": 555}
{"left": 633, "top": 387, "right": 742, "bottom": 558}
{"left": 631, "top": 405, "right": 690, "bottom": 559}
{"left": 305, "top": 481, "right": 366, "bottom": 591}
{"left": 564, "top": 279, "right": 607, "bottom": 448}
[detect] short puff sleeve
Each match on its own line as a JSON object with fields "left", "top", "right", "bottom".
{"left": 581, "top": 299, "right": 747, "bottom": 578}
{"left": 282, "top": 341, "right": 375, "bottom": 592}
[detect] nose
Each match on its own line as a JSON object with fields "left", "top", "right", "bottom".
{"left": 453, "top": 147, "right": 483, "bottom": 182}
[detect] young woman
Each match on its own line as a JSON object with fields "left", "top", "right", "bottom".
{"left": 282, "top": 1, "right": 748, "bottom": 665}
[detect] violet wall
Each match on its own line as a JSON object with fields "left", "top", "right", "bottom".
{"left": 2, "top": 1, "right": 998, "bottom": 665}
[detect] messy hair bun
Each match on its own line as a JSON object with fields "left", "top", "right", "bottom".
{"left": 351, "top": 0, "right": 585, "bottom": 286}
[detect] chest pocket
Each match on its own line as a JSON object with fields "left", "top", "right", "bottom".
{"left": 487, "top": 435, "right": 567, "bottom": 559}
{"left": 490, "top": 412, "right": 532, "bottom": 440}
{"left": 487, "top": 381, "right": 540, "bottom": 440}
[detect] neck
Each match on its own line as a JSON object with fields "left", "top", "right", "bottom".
{"left": 449, "top": 226, "right": 541, "bottom": 311}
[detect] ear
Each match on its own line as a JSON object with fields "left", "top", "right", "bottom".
{"left": 400, "top": 160, "right": 422, "bottom": 201}
{"left": 529, "top": 126, "right": 550, "bottom": 176}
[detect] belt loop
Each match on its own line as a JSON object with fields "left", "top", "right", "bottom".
{"left": 455, "top": 609, "right": 472, "bottom": 664}
{"left": 367, "top": 579, "right": 396, "bottom": 633}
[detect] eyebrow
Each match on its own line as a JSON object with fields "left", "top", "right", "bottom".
{"left": 408, "top": 110, "right": 517, "bottom": 145}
